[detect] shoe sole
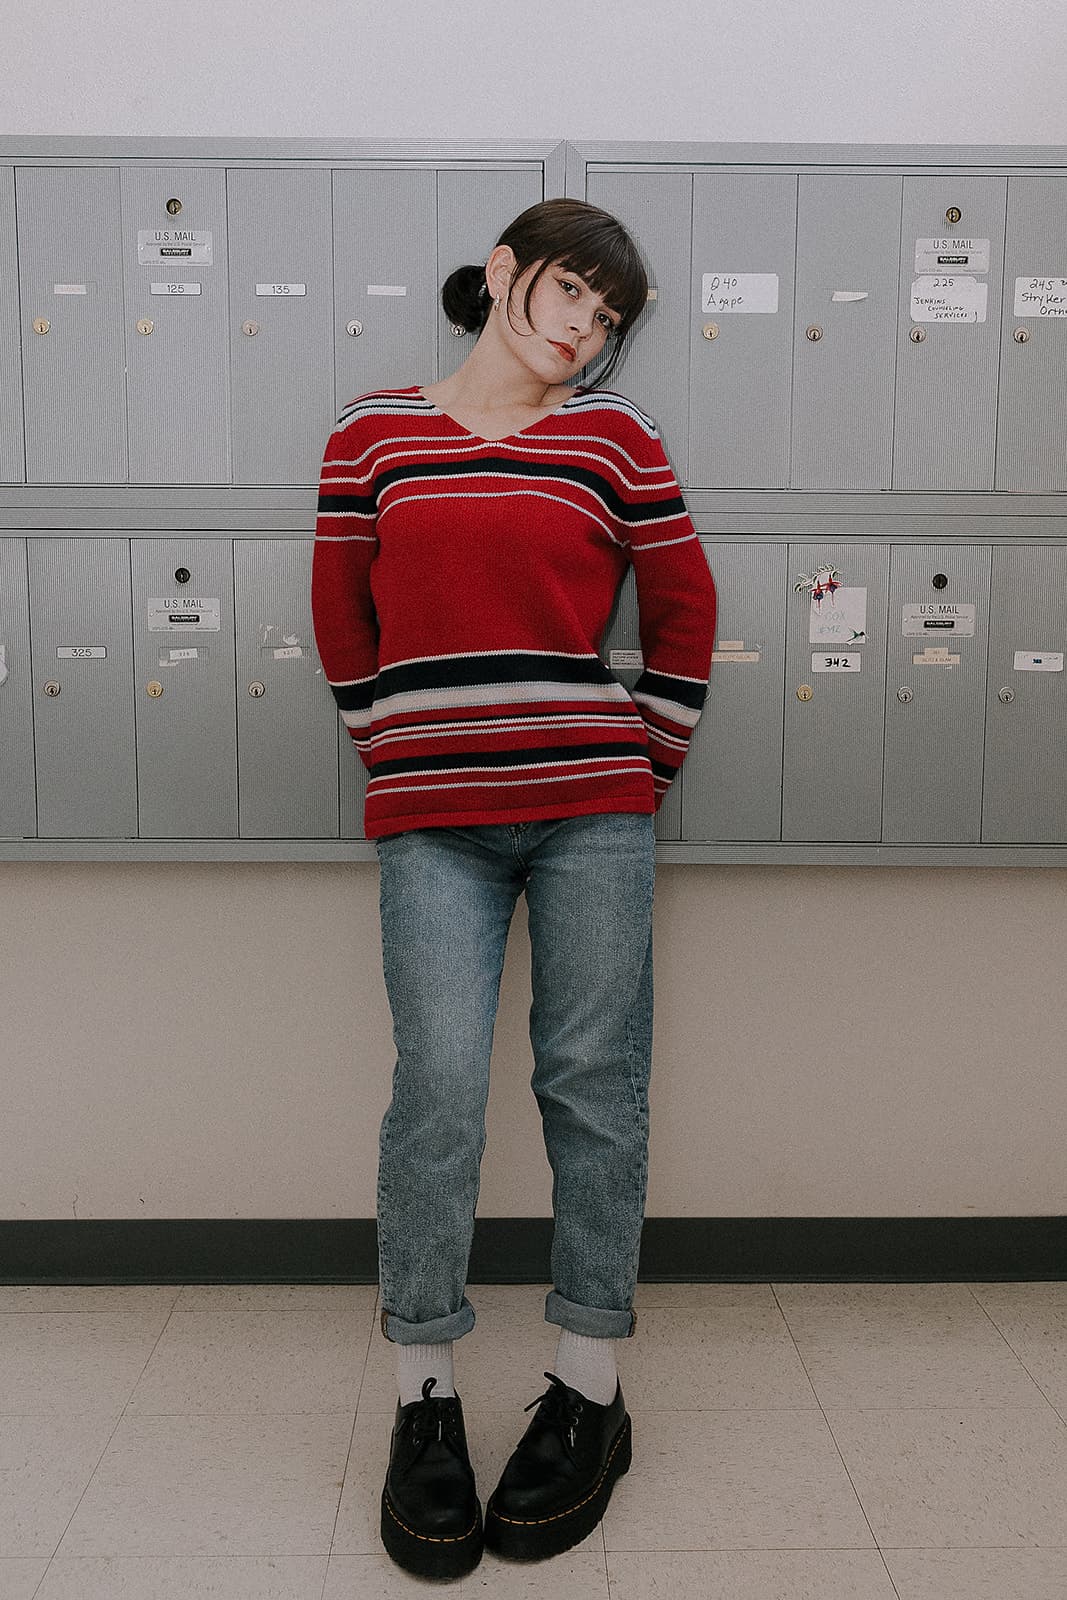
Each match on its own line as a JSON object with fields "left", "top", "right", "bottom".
{"left": 380, "top": 1488, "right": 484, "bottom": 1579}
{"left": 483, "top": 1412, "right": 632, "bottom": 1561}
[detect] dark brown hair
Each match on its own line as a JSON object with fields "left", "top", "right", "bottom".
{"left": 441, "top": 198, "right": 649, "bottom": 388}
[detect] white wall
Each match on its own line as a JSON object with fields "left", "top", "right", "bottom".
{"left": 4, "top": 0, "right": 1067, "bottom": 1221}
{"left": 7, "top": 0, "right": 1067, "bottom": 144}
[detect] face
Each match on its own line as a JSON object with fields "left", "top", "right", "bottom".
{"left": 494, "top": 254, "right": 622, "bottom": 380}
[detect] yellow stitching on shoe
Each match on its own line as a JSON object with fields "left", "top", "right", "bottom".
{"left": 383, "top": 1494, "right": 480, "bottom": 1545}
{"left": 487, "top": 1419, "right": 629, "bottom": 1527}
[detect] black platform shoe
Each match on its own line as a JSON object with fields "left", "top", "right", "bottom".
{"left": 484, "top": 1371, "right": 632, "bottom": 1560}
{"left": 380, "top": 1375, "right": 483, "bottom": 1579}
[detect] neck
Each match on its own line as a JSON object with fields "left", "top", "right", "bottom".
{"left": 440, "top": 324, "right": 563, "bottom": 412}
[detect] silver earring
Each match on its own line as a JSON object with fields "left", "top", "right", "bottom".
{"left": 494, "top": 296, "right": 500, "bottom": 309}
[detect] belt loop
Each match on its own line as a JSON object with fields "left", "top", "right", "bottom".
{"left": 380, "top": 1307, "right": 390, "bottom": 1339}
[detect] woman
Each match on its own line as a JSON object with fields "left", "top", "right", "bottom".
{"left": 311, "top": 197, "right": 717, "bottom": 1579}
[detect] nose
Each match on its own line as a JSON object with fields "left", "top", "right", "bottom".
{"left": 567, "top": 305, "right": 598, "bottom": 340}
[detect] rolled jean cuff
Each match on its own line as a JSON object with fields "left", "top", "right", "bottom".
{"left": 544, "top": 1289, "right": 637, "bottom": 1339}
{"left": 380, "top": 1295, "right": 476, "bottom": 1345}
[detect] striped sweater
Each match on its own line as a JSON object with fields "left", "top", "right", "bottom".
{"left": 310, "top": 385, "right": 717, "bottom": 840}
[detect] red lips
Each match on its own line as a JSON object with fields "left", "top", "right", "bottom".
{"left": 550, "top": 341, "right": 576, "bottom": 360}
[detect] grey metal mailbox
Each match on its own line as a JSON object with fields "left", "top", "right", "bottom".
{"left": 584, "top": 168, "right": 693, "bottom": 481}
{"left": 689, "top": 172, "right": 797, "bottom": 490}
{"left": 121, "top": 166, "right": 230, "bottom": 485}
{"left": 791, "top": 175, "right": 901, "bottom": 492}
{"left": 228, "top": 170, "right": 334, "bottom": 487}
{"left": 782, "top": 542, "right": 890, "bottom": 843}
{"left": 893, "top": 175, "right": 1006, "bottom": 491}
{"left": 882, "top": 544, "right": 992, "bottom": 843}
{"left": 131, "top": 539, "right": 238, "bottom": 838}
{"left": 235, "top": 538, "right": 340, "bottom": 839}
{"left": 333, "top": 167, "right": 438, "bottom": 412}
{"left": 436, "top": 168, "right": 543, "bottom": 382}
{"left": 995, "top": 176, "right": 1067, "bottom": 494}
{"left": 682, "top": 542, "right": 787, "bottom": 843}
{"left": 17, "top": 167, "right": 127, "bottom": 484}
{"left": 28, "top": 538, "right": 137, "bottom": 838}
{"left": 983, "top": 544, "right": 1067, "bottom": 844}
{"left": 0, "top": 539, "right": 35, "bottom": 838}
{"left": 0, "top": 169, "right": 23, "bottom": 485}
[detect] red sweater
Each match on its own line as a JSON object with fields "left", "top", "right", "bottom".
{"left": 311, "top": 385, "right": 717, "bottom": 840}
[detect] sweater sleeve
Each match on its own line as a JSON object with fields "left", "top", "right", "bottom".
{"left": 613, "top": 419, "right": 717, "bottom": 811}
{"left": 310, "top": 409, "right": 380, "bottom": 770}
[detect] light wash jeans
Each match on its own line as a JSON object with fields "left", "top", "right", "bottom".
{"left": 373, "top": 812, "right": 656, "bottom": 1345}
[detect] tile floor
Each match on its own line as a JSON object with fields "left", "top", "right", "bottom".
{"left": 0, "top": 1279, "right": 1065, "bottom": 1598}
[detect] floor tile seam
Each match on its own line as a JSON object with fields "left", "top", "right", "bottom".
{"left": 13, "top": 1401, "right": 1051, "bottom": 1422}
{"left": 602, "top": 1542, "right": 916, "bottom": 1553}
{"left": 351, "top": 1399, "right": 1067, "bottom": 1418}
{"left": 50, "top": 1542, "right": 343, "bottom": 1560}
{"left": 876, "top": 1542, "right": 1067, "bottom": 1550}
{"left": 0, "top": 1303, "right": 183, "bottom": 1317}
{"left": 600, "top": 1544, "right": 1067, "bottom": 1554}
{"left": 324, "top": 1294, "right": 378, "bottom": 1568}
{"left": 966, "top": 1283, "right": 1067, "bottom": 1406}
{"left": 17, "top": 1554, "right": 338, "bottom": 1563}
{"left": 601, "top": 1538, "right": 884, "bottom": 1554}
{"left": 805, "top": 1401, "right": 1067, "bottom": 1417}
{"left": 23, "top": 1544, "right": 1067, "bottom": 1559}
{"left": 768, "top": 1281, "right": 890, "bottom": 1570}
{"left": 54, "top": 1409, "right": 365, "bottom": 1424}
{"left": 43, "top": 1299, "right": 182, "bottom": 1571}
{"left": 45, "top": 1541, "right": 1065, "bottom": 1560}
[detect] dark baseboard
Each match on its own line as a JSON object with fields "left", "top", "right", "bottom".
{"left": 0, "top": 1216, "right": 1063, "bottom": 1284}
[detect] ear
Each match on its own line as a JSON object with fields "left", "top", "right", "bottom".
{"left": 484, "top": 244, "right": 518, "bottom": 301}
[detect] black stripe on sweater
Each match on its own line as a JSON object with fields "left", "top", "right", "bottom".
{"left": 374, "top": 456, "right": 687, "bottom": 527}
{"left": 317, "top": 492, "right": 378, "bottom": 516}
{"left": 374, "top": 652, "right": 618, "bottom": 700}
{"left": 368, "top": 740, "right": 650, "bottom": 778}
{"left": 633, "top": 669, "right": 709, "bottom": 713}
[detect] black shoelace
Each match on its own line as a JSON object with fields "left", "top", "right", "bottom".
{"left": 524, "top": 1371, "right": 586, "bottom": 1458}
{"left": 408, "top": 1375, "right": 464, "bottom": 1455}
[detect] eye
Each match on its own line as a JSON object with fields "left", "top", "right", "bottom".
{"left": 559, "top": 277, "right": 619, "bottom": 334}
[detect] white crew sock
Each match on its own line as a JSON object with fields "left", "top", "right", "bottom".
{"left": 552, "top": 1328, "right": 618, "bottom": 1405}
{"left": 397, "top": 1341, "right": 455, "bottom": 1406}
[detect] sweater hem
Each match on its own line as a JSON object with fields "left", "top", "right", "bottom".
{"left": 365, "top": 795, "right": 657, "bottom": 840}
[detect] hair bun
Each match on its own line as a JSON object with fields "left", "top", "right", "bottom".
{"left": 441, "top": 263, "right": 490, "bottom": 333}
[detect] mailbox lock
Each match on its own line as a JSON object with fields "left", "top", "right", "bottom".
{"left": 449, "top": 323, "right": 467, "bottom": 337}
{"left": 796, "top": 684, "right": 814, "bottom": 702}
{"left": 806, "top": 325, "right": 823, "bottom": 342}
{"left": 346, "top": 320, "right": 363, "bottom": 337}
{"left": 701, "top": 323, "right": 719, "bottom": 340}
{"left": 932, "top": 573, "right": 949, "bottom": 590}
{"left": 909, "top": 327, "right": 926, "bottom": 343}
{"left": 248, "top": 681, "right": 266, "bottom": 698}
{"left": 1013, "top": 327, "right": 1030, "bottom": 344}
{"left": 33, "top": 317, "right": 50, "bottom": 335}
{"left": 174, "top": 568, "right": 191, "bottom": 585}
{"left": 166, "top": 197, "right": 183, "bottom": 215}
{"left": 146, "top": 681, "right": 164, "bottom": 698}
{"left": 43, "top": 680, "right": 61, "bottom": 697}
{"left": 998, "top": 686, "right": 1015, "bottom": 704}
{"left": 946, "top": 207, "right": 962, "bottom": 224}
{"left": 897, "top": 686, "right": 914, "bottom": 704}
{"left": 243, "top": 320, "right": 259, "bottom": 337}
{"left": 137, "top": 318, "right": 154, "bottom": 336}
